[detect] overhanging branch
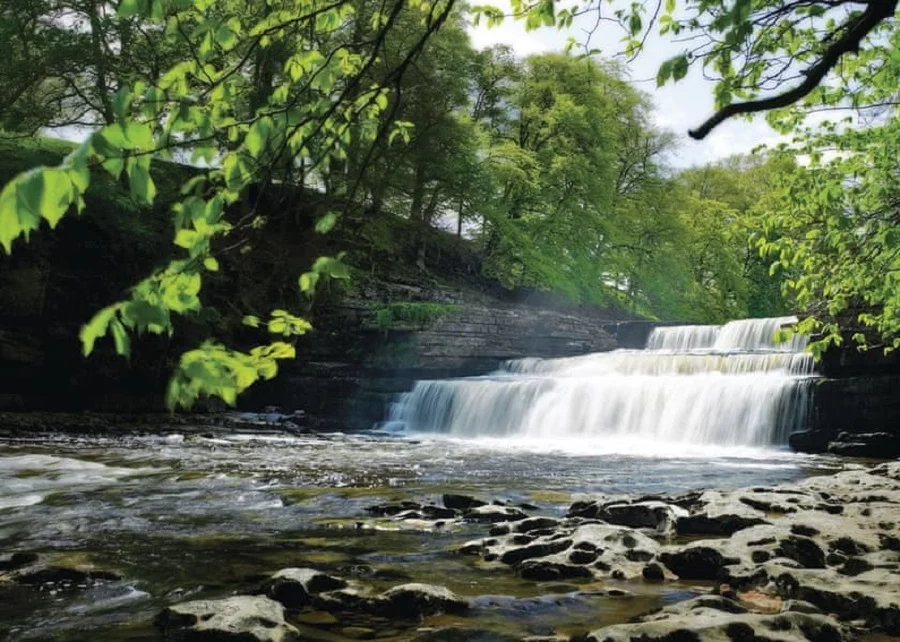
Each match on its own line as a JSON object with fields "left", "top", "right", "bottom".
{"left": 688, "top": 0, "right": 898, "bottom": 140}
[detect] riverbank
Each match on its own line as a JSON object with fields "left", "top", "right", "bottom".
{"left": 1, "top": 430, "right": 895, "bottom": 641}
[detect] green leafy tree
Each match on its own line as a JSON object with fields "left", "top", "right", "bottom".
{"left": 0, "top": 0, "right": 456, "bottom": 409}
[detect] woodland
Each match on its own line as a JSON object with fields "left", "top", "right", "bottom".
{"left": 0, "top": 0, "right": 897, "bottom": 407}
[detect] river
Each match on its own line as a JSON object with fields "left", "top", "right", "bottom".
{"left": 0, "top": 316, "right": 847, "bottom": 640}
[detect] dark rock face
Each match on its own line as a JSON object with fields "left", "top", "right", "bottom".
{"left": 794, "top": 375, "right": 900, "bottom": 455}
{"left": 245, "top": 299, "right": 622, "bottom": 430}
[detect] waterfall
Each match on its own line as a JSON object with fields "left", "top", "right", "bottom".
{"left": 387, "top": 316, "right": 816, "bottom": 448}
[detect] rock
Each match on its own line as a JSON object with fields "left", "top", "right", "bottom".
{"left": 442, "top": 494, "right": 488, "bottom": 511}
{"left": 499, "top": 539, "right": 572, "bottom": 565}
{"left": 674, "top": 490, "right": 770, "bottom": 536}
{"left": 421, "top": 505, "right": 457, "bottom": 520}
{"left": 642, "top": 562, "right": 666, "bottom": 581}
{"left": 782, "top": 600, "right": 822, "bottom": 615}
{"left": 737, "top": 590, "right": 783, "bottom": 613}
{"left": 789, "top": 429, "right": 831, "bottom": 453}
{"left": 7, "top": 563, "right": 122, "bottom": 586}
{"left": 263, "top": 568, "right": 347, "bottom": 607}
{"left": 155, "top": 595, "right": 299, "bottom": 642}
{"left": 378, "top": 583, "right": 468, "bottom": 617}
{"left": 366, "top": 501, "right": 423, "bottom": 517}
{"left": 464, "top": 504, "right": 527, "bottom": 523}
{"left": 517, "top": 560, "right": 593, "bottom": 581}
{"left": 585, "top": 596, "right": 846, "bottom": 642}
{"left": 828, "top": 432, "right": 900, "bottom": 459}
{"left": 0, "top": 552, "right": 38, "bottom": 572}
{"left": 659, "top": 545, "right": 739, "bottom": 580}
{"left": 513, "top": 517, "right": 561, "bottom": 533}
{"left": 599, "top": 501, "right": 685, "bottom": 533}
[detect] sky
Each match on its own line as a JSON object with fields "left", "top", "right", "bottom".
{"left": 467, "top": 9, "right": 787, "bottom": 168}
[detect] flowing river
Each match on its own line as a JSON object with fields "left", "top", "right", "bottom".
{"left": 0, "top": 317, "right": 845, "bottom": 641}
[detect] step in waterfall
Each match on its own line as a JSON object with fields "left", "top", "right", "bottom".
{"left": 388, "top": 316, "right": 816, "bottom": 448}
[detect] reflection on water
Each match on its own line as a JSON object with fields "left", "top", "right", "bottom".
{"left": 0, "top": 431, "right": 840, "bottom": 641}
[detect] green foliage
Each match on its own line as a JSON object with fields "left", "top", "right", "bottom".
{"left": 372, "top": 302, "right": 459, "bottom": 330}
{"left": 0, "top": 0, "right": 456, "bottom": 409}
{"left": 758, "top": 115, "right": 900, "bottom": 355}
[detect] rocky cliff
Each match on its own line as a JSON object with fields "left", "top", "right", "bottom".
{"left": 246, "top": 286, "right": 627, "bottom": 430}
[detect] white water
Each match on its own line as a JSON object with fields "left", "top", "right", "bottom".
{"left": 389, "top": 316, "right": 816, "bottom": 449}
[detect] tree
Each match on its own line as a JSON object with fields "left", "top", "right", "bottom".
{"left": 502, "top": 0, "right": 898, "bottom": 138}
{"left": 0, "top": 0, "right": 457, "bottom": 409}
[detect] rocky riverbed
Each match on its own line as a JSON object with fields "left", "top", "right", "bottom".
{"left": 1, "top": 431, "right": 896, "bottom": 641}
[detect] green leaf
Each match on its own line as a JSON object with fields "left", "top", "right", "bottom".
{"left": 203, "top": 257, "right": 219, "bottom": 271}
{"left": 299, "top": 272, "right": 319, "bottom": 293}
{"left": 672, "top": 55, "right": 689, "bottom": 81}
{"left": 118, "top": 0, "right": 143, "bottom": 18}
{"left": 40, "top": 169, "right": 75, "bottom": 228}
{"left": 315, "top": 212, "right": 338, "bottom": 234}
{"left": 80, "top": 305, "right": 119, "bottom": 356}
{"left": 174, "top": 229, "right": 199, "bottom": 249}
{"left": 110, "top": 318, "right": 131, "bottom": 357}
{"left": 129, "top": 162, "right": 157, "bottom": 205}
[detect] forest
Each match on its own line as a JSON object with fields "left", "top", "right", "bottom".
{"left": 0, "top": 0, "right": 898, "bottom": 406}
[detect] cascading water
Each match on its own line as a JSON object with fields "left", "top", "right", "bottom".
{"left": 388, "top": 316, "right": 816, "bottom": 448}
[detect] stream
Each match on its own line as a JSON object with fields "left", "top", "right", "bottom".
{"left": 0, "top": 431, "right": 841, "bottom": 641}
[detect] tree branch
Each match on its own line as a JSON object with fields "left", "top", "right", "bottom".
{"left": 688, "top": 0, "right": 898, "bottom": 139}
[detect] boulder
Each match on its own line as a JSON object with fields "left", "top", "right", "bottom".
{"left": 442, "top": 494, "right": 487, "bottom": 511}
{"left": 464, "top": 504, "right": 527, "bottom": 523}
{"left": 598, "top": 501, "right": 686, "bottom": 533}
{"left": 155, "top": 595, "right": 299, "bottom": 642}
{"left": 263, "top": 568, "right": 347, "bottom": 607}
{"left": 378, "top": 583, "right": 468, "bottom": 617}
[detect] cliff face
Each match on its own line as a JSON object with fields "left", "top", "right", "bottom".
{"left": 245, "top": 294, "right": 623, "bottom": 430}
{"left": 793, "top": 342, "right": 900, "bottom": 457}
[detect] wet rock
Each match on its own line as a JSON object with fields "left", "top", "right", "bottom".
{"left": 464, "top": 504, "right": 527, "bottom": 523}
{"left": 585, "top": 596, "right": 846, "bottom": 642}
{"left": 517, "top": 559, "right": 593, "bottom": 581}
{"left": 658, "top": 545, "right": 739, "bottom": 580}
{"left": 782, "top": 600, "right": 822, "bottom": 615}
{"left": 156, "top": 595, "right": 299, "bottom": 642}
{"left": 263, "top": 567, "right": 347, "bottom": 607}
{"left": 598, "top": 501, "right": 686, "bottom": 533}
{"left": 378, "top": 583, "right": 469, "bottom": 617}
{"left": 789, "top": 429, "right": 831, "bottom": 454}
{"left": 341, "top": 626, "right": 376, "bottom": 639}
{"left": 777, "top": 536, "right": 825, "bottom": 568}
{"left": 642, "top": 562, "right": 666, "bottom": 581}
{"left": 421, "top": 505, "right": 457, "bottom": 520}
{"left": 366, "top": 501, "right": 423, "bottom": 517}
{"left": 5, "top": 562, "right": 122, "bottom": 586}
{"left": 500, "top": 539, "right": 573, "bottom": 565}
{"left": 0, "top": 552, "right": 38, "bottom": 572}
{"left": 827, "top": 432, "right": 900, "bottom": 459}
{"left": 442, "top": 494, "right": 487, "bottom": 511}
{"left": 674, "top": 490, "right": 770, "bottom": 536}
{"left": 514, "top": 517, "right": 561, "bottom": 533}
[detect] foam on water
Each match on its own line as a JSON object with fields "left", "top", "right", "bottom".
{"left": 389, "top": 316, "right": 815, "bottom": 449}
{"left": 0, "top": 454, "right": 152, "bottom": 510}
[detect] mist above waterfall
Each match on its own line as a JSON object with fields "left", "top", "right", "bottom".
{"left": 389, "top": 316, "right": 815, "bottom": 450}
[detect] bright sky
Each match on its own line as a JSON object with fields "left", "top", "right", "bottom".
{"left": 468, "top": 11, "right": 786, "bottom": 168}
